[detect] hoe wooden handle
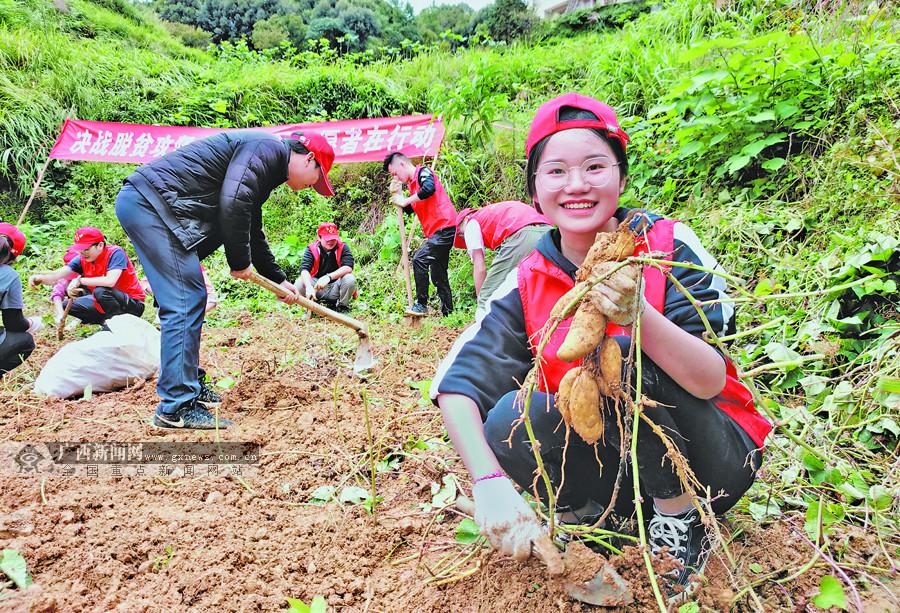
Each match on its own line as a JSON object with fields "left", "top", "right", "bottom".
{"left": 246, "top": 271, "right": 368, "bottom": 338}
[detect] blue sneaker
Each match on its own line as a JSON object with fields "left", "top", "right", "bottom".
{"left": 405, "top": 303, "right": 427, "bottom": 316}
{"left": 152, "top": 400, "right": 233, "bottom": 430}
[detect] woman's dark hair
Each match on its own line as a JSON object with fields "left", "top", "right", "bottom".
{"left": 0, "top": 234, "right": 14, "bottom": 266}
{"left": 526, "top": 106, "right": 629, "bottom": 198}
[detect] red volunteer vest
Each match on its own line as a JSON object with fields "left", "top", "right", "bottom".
{"left": 518, "top": 220, "right": 771, "bottom": 447}
{"left": 409, "top": 165, "right": 457, "bottom": 238}
{"left": 81, "top": 245, "right": 145, "bottom": 312}
{"left": 307, "top": 239, "right": 345, "bottom": 277}
{"left": 453, "top": 201, "right": 551, "bottom": 250}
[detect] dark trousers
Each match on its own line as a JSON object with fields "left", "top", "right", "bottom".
{"left": 66, "top": 287, "right": 144, "bottom": 325}
{"left": 115, "top": 182, "right": 207, "bottom": 414}
{"left": 0, "top": 330, "right": 35, "bottom": 377}
{"left": 413, "top": 226, "right": 455, "bottom": 315}
{"left": 484, "top": 338, "right": 761, "bottom": 516}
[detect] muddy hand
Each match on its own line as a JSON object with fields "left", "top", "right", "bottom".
{"left": 588, "top": 262, "right": 642, "bottom": 325}
{"left": 472, "top": 476, "right": 543, "bottom": 561}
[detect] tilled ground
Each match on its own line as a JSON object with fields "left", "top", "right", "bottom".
{"left": 0, "top": 313, "right": 892, "bottom": 611}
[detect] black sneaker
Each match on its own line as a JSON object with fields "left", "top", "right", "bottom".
{"left": 647, "top": 507, "right": 711, "bottom": 602}
{"left": 333, "top": 304, "right": 351, "bottom": 314}
{"left": 152, "top": 400, "right": 234, "bottom": 430}
{"left": 405, "top": 303, "right": 427, "bottom": 316}
{"left": 197, "top": 372, "right": 222, "bottom": 407}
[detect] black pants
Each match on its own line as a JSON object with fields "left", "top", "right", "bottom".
{"left": 66, "top": 287, "right": 145, "bottom": 325}
{"left": 484, "top": 337, "right": 761, "bottom": 516}
{"left": 0, "top": 330, "right": 35, "bottom": 377}
{"left": 413, "top": 226, "right": 455, "bottom": 315}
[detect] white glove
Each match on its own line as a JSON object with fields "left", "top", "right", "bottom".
{"left": 472, "top": 477, "right": 543, "bottom": 561}
{"left": 26, "top": 316, "right": 44, "bottom": 334}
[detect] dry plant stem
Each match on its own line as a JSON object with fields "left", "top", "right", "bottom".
{"left": 518, "top": 378, "right": 559, "bottom": 537}
{"left": 332, "top": 379, "right": 345, "bottom": 442}
{"left": 425, "top": 542, "right": 483, "bottom": 583}
{"left": 428, "top": 559, "right": 483, "bottom": 587}
{"left": 630, "top": 307, "right": 668, "bottom": 613}
{"left": 633, "top": 262, "right": 769, "bottom": 610}
{"left": 361, "top": 390, "right": 378, "bottom": 517}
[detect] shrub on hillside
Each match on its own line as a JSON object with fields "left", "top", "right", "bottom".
{"left": 162, "top": 19, "right": 212, "bottom": 48}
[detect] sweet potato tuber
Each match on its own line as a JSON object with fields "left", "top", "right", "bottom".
{"left": 556, "top": 366, "right": 581, "bottom": 426}
{"left": 599, "top": 337, "right": 622, "bottom": 394}
{"left": 577, "top": 225, "right": 635, "bottom": 283}
{"left": 557, "top": 301, "right": 607, "bottom": 362}
{"left": 568, "top": 369, "right": 603, "bottom": 444}
{"left": 550, "top": 281, "right": 591, "bottom": 321}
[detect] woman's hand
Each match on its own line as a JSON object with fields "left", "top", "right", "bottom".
{"left": 472, "top": 477, "right": 543, "bottom": 560}
{"left": 588, "top": 262, "right": 642, "bottom": 325}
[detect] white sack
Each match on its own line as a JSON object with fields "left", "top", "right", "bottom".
{"left": 34, "top": 315, "right": 160, "bottom": 398}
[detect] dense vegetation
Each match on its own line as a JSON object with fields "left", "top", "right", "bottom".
{"left": 0, "top": 0, "right": 897, "bottom": 606}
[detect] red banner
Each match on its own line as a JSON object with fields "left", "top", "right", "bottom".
{"left": 48, "top": 115, "right": 444, "bottom": 165}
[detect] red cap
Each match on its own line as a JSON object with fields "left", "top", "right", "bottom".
{"left": 0, "top": 223, "right": 26, "bottom": 258}
{"left": 71, "top": 226, "right": 105, "bottom": 250}
{"left": 525, "top": 93, "right": 629, "bottom": 159}
{"left": 317, "top": 222, "right": 339, "bottom": 241}
{"left": 291, "top": 132, "right": 335, "bottom": 197}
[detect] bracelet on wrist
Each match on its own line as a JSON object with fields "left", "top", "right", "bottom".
{"left": 473, "top": 471, "right": 505, "bottom": 485}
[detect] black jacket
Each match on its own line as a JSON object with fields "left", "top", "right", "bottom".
{"left": 125, "top": 131, "right": 291, "bottom": 283}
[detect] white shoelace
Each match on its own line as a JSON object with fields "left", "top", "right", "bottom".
{"left": 648, "top": 513, "right": 690, "bottom": 557}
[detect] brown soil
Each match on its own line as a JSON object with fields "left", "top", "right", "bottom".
{"left": 0, "top": 314, "right": 895, "bottom": 611}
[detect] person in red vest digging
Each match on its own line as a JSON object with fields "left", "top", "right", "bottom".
{"left": 431, "top": 93, "right": 771, "bottom": 604}
{"left": 454, "top": 201, "right": 551, "bottom": 316}
{"left": 384, "top": 152, "right": 457, "bottom": 317}
{"left": 29, "top": 226, "right": 146, "bottom": 325}
{"left": 295, "top": 222, "right": 356, "bottom": 313}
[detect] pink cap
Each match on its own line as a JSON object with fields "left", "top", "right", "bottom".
{"left": 525, "top": 93, "right": 629, "bottom": 158}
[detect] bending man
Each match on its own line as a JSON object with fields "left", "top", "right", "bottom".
{"left": 115, "top": 131, "right": 335, "bottom": 430}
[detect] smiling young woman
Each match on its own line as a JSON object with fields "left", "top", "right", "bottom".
{"left": 431, "top": 93, "right": 772, "bottom": 603}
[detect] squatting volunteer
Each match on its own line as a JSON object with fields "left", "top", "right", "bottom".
{"left": 115, "top": 131, "right": 335, "bottom": 430}
{"left": 295, "top": 222, "right": 356, "bottom": 313}
{"left": 29, "top": 227, "right": 146, "bottom": 325}
{"left": 432, "top": 94, "right": 770, "bottom": 602}
{"left": 454, "top": 201, "right": 550, "bottom": 315}
{"left": 384, "top": 152, "right": 457, "bottom": 317}
{"left": 0, "top": 223, "right": 41, "bottom": 378}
